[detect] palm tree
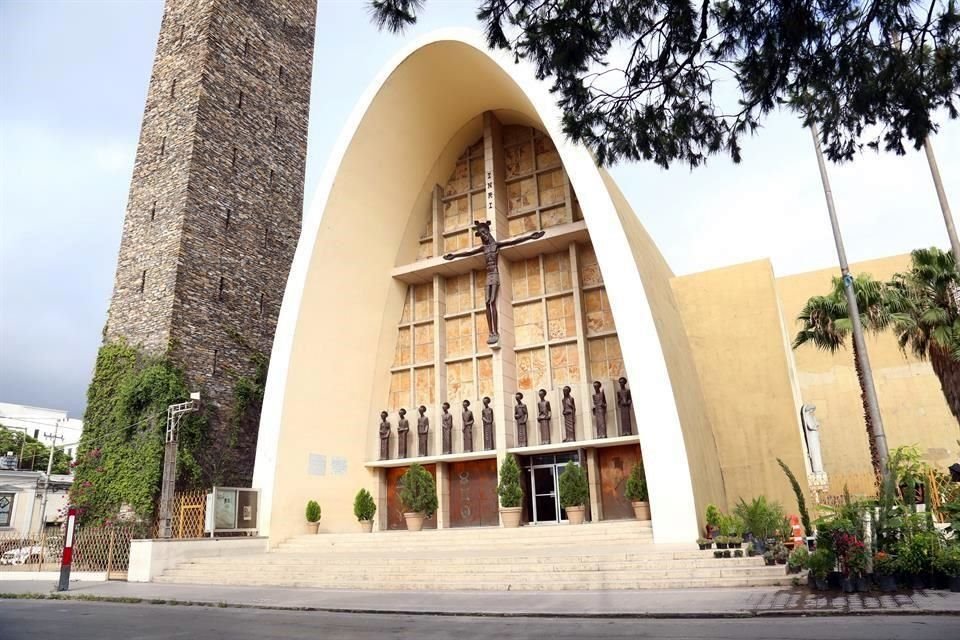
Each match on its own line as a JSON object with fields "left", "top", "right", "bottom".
{"left": 793, "top": 274, "right": 892, "bottom": 486}
{"left": 887, "top": 247, "right": 960, "bottom": 425}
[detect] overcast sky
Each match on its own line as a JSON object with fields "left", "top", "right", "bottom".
{"left": 1, "top": 1, "right": 957, "bottom": 418}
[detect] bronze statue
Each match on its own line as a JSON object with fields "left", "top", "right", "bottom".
{"left": 561, "top": 386, "right": 576, "bottom": 442}
{"left": 481, "top": 396, "right": 495, "bottom": 450}
{"left": 461, "top": 399, "right": 474, "bottom": 453}
{"left": 514, "top": 392, "right": 528, "bottom": 447}
{"left": 537, "top": 388, "right": 551, "bottom": 444}
{"left": 417, "top": 405, "right": 429, "bottom": 457}
{"left": 397, "top": 408, "right": 410, "bottom": 458}
{"left": 592, "top": 381, "right": 607, "bottom": 438}
{"left": 617, "top": 377, "right": 633, "bottom": 436}
{"left": 443, "top": 220, "right": 544, "bottom": 345}
{"left": 441, "top": 402, "right": 453, "bottom": 454}
{"left": 378, "top": 411, "right": 391, "bottom": 460}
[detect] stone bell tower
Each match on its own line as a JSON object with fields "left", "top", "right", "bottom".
{"left": 103, "top": 0, "right": 316, "bottom": 484}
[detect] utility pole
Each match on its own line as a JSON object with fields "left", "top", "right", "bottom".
{"left": 38, "top": 419, "right": 64, "bottom": 531}
{"left": 923, "top": 137, "right": 959, "bottom": 260}
{"left": 158, "top": 394, "right": 200, "bottom": 539}
{"left": 809, "top": 123, "right": 890, "bottom": 478}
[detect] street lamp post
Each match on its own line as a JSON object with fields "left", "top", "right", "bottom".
{"left": 157, "top": 394, "right": 200, "bottom": 539}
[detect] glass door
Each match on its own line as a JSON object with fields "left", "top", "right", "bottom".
{"left": 531, "top": 465, "right": 558, "bottom": 523}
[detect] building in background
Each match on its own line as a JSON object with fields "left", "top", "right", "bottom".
{"left": 0, "top": 470, "right": 72, "bottom": 536}
{"left": 0, "top": 402, "right": 83, "bottom": 461}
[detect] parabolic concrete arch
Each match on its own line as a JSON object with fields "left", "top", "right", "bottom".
{"left": 253, "top": 29, "right": 725, "bottom": 544}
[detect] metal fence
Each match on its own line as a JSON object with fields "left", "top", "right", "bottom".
{"left": 0, "top": 524, "right": 136, "bottom": 579}
{"left": 151, "top": 489, "right": 207, "bottom": 539}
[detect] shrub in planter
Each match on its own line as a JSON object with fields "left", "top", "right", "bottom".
{"left": 697, "top": 538, "right": 713, "bottom": 550}
{"left": 773, "top": 542, "right": 790, "bottom": 565}
{"left": 807, "top": 548, "right": 833, "bottom": 591}
{"left": 896, "top": 533, "right": 938, "bottom": 588}
{"left": 559, "top": 461, "right": 589, "bottom": 524}
{"left": 746, "top": 542, "right": 759, "bottom": 557}
{"left": 873, "top": 551, "right": 898, "bottom": 592}
{"left": 624, "top": 461, "right": 650, "bottom": 520}
{"left": 734, "top": 549, "right": 744, "bottom": 558}
{"left": 305, "top": 500, "right": 321, "bottom": 533}
{"left": 353, "top": 489, "right": 376, "bottom": 532}
{"left": 787, "top": 546, "right": 809, "bottom": 574}
{"left": 715, "top": 535, "right": 729, "bottom": 549}
{"left": 722, "top": 550, "right": 732, "bottom": 558}
{"left": 729, "top": 535, "right": 743, "bottom": 549}
{"left": 933, "top": 545, "right": 960, "bottom": 592}
{"left": 763, "top": 550, "right": 776, "bottom": 566}
{"left": 713, "top": 550, "right": 723, "bottom": 559}
{"left": 734, "top": 495, "right": 786, "bottom": 543}
{"left": 497, "top": 454, "right": 524, "bottom": 527}
{"left": 705, "top": 504, "right": 722, "bottom": 539}
{"left": 398, "top": 463, "right": 438, "bottom": 531}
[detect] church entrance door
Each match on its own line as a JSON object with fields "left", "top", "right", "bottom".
{"left": 526, "top": 452, "right": 580, "bottom": 524}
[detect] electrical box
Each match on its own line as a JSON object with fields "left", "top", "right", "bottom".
{"left": 204, "top": 487, "right": 260, "bottom": 536}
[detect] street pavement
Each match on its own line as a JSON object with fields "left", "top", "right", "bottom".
{"left": 0, "top": 600, "right": 954, "bottom": 639}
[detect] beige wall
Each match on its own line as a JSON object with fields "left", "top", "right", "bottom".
{"left": 776, "top": 254, "right": 960, "bottom": 495}
{"left": 601, "top": 172, "right": 727, "bottom": 530}
{"left": 672, "top": 260, "right": 810, "bottom": 515}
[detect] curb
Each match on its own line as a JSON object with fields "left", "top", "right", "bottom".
{"left": 2, "top": 591, "right": 958, "bottom": 619}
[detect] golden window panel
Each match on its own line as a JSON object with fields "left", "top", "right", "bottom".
{"left": 510, "top": 257, "right": 542, "bottom": 300}
{"left": 550, "top": 343, "right": 581, "bottom": 388}
{"left": 588, "top": 335, "right": 625, "bottom": 381}
{"left": 504, "top": 140, "right": 534, "bottom": 179}
{"left": 515, "top": 347, "right": 547, "bottom": 391}
{"left": 446, "top": 359, "right": 475, "bottom": 404}
{"left": 541, "top": 205, "right": 571, "bottom": 229}
{"left": 413, "top": 283, "right": 433, "bottom": 321}
{"left": 414, "top": 323, "right": 434, "bottom": 364}
{"left": 469, "top": 138, "right": 484, "bottom": 157}
{"left": 503, "top": 124, "right": 532, "bottom": 146}
{"left": 534, "top": 134, "right": 560, "bottom": 170}
{"left": 471, "top": 191, "right": 486, "bottom": 222}
{"left": 537, "top": 168, "right": 566, "bottom": 208}
{"left": 443, "top": 230, "right": 469, "bottom": 253}
{"left": 444, "top": 273, "right": 472, "bottom": 315}
{"left": 579, "top": 243, "right": 603, "bottom": 287}
{"left": 414, "top": 366, "right": 435, "bottom": 406}
{"left": 546, "top": 294, "right": 576, "bottom": 340}
{"left": 399, "top": 288, "right": 412, "bottom": 323}
{"left": 443, "top": 195, "right": 470, "bottom": 231}
{"left": 477, "top": 356, "right": 494, "bottom": 399}
{"left": 474, "top": 313, "right": 491, "bottom": 354}
{"left": 417, "top": 240, "right": 433, "bottom": 260}
{"left": 506, "top": 176, "right": 536, "bottom": 214}
{"left": 444, "top": 159, "right": 470, "bottom": 197}
{"left": 394, "top": 326, "right": 412, "bottom": 367}
{"left": 583, "top": 288, "right": 616, "bottom": 335}
{"left": 543, "top": 250, "right": 572, "bottom": 293}
{"left": 473, "top": 270, "right": 487, "bottom": 311}
{"left": 444, "top": 316, "right": 474, "bottom": 359}
{"left": 508, "top": 213, "right": 539, "bottom": 236}
{"left": 513, "top": 300, "right": 545, "bottom": 347}
{"left": 389, "top": 370, "right": 411, "bottom": 410}
{"left": 470, "top": 157, "right": 485, "bottom": 189}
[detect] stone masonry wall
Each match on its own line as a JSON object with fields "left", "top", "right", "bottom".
{"left": 104, "top": 0, "right": 316, "bottom": 485}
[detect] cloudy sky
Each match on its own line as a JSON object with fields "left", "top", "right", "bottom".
{"left": 1, "top": 1, "right": 957, "bottom": 418}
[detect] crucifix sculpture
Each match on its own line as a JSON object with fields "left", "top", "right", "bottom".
{"left": 443, "top": 220, "right": 544, "bottom": 345}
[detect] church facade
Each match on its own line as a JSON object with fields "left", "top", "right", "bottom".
{"left": 251, "top": 31, "right": 958, "bottom": 545}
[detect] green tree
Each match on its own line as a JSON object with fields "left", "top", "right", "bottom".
{"left": 369, "top": 1, "right": 960, "bottom": 167}
{"left": 887, "top": 247, "right": 960, "bottom": 425}
{"left": 793, "top": 274, "right": 893, "bottom": 485}
{"left": 497, "top": 453, "right": 523, "bottom": 508}
{"left": 0, "top": 427, "right": 71, "bottom": 474}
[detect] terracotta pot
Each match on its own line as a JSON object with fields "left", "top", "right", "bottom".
{"left": 306, "top": 521, "right": 320, "bottom": 534}
{"left": 565, "top": 506, "right": 585, "bottom": 525}
{"left": 631, "top": 501, "right": 651, "bottom": 521}
{"left": 404, "top": 512, "right": 425, "bottom": 531}
{"left": 359, "top": 520, "right": 373, "bottom": 533}
{"left": 500, "top": 507, "right": 522, "bottom": 528}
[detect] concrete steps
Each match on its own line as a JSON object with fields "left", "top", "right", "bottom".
{"left": 154, "top": 520, "right": 790, "bottom": 590}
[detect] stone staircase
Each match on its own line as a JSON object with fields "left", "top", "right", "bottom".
{"left": 155, "top": 520, "right": 791, "bottom": 590}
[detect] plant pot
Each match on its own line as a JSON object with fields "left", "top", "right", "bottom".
{"left": 933, "top": 572, "right": 950, "bottom": 590}
{"left": 911, "top": 574, "right": 928, "bottom": 590}
{"left": 713, "top": 551, "right": 723, "bottom": 558}
{"left": 841, "top": 576, "right": 855, "bottom": 593}
{"left": 764, "top": 558, "right": 776, "bottom": 566}
{"left": 358, "top": 520, "right": 373, "bottom": 533}
{"left": 733, "top": 550, "right": 743, "bottom": 558}
{"left": 776, "top": 558, "right": 787, "bottom": 565}
{"left": 306, "top": 521, "right": 320, "bottom": 534}
{"left": 814, "top": 576, "right": 829, "bottom": 591}
{"left": 828, "top": 571, "right": 842, "bottom": 589}
{"left": 698, "top": 543, "right": 712, "bottom": 550}
{"left": 631, "top": 501, "right": 650, "bottom": 521}
{"left": 403, "top": 512, "right": 426, "bottom": 532}
{"left": 856, "top": 575, "right": 870, "bottom": 592}
{"left": 717, "top": 542, "right": 728, "bottom": 550}
{"left": 722, "top": 550, "right": 731, "bottom": 558}
{"left": 500, "top": 506, "right": 522, "bottom": 528}
{"left": 877, "top": 574, "right": 897, "bottom": 593}
{"left": 807, "top": 573, "right": 815, "bottom": 588}
{"left": 950, "top": 576, "right": 960, "bottom": 593}
{"left": 565, "top": 506, "right": 585, "bottom": 525}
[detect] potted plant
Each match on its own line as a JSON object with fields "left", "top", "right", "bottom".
{"left": 713, "top": 550, "right": 723, "bottom": 559}
{"left": 873, "top": 551, "right": 897, "bottom": 592}
{"left": 559, "top": 461, "right": 588, "bottom": 524}
{"left": 353, "top": 488, "right": 376, "bottom": 533}
{"left": 729, "top": 535, "right": 743, "bottom": 549}
{"left": 398, "top": 463, "right": 438, "bottom": 532}
{"left": 305, "top": 500, "right": 321, "bottom": 534}
{"left": 697, "top": 537, "right": 713, "bottom": 551}
{"left": 787, "top": 546, "right": 809, "bottom": 574}
{"left": 896, "top": 533, "right": 936, "bottom": 589}
{"left": 763, "top": 549, "right": 776, "bottom": 566}
{"left": 624, "top": 461, "right": 650, "bottom": 520}
{"left": 773, "top": 542, "right": 789, "bottom": 565}
{"left": 497, "top": 454, "right": 524, "bottom": 528}
{"left": 722, "top": 549, "right": 732, "bottom": 558}
{"left": 807, "top": 548, "right": 832, "bottom": 591}
{"left": 715, "top": 535, "right": 728, "bottom": 550}
{"left": 704, "top": 504, "right": 722, "bottom": 539}
{"left": 933, "top": 545, "right": 960, "bottom": 592}
{"left": 733, "top": 549, "right": 744, "bottom": 558}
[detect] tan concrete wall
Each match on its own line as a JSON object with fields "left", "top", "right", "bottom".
{"left": 600, "top": 171, "right": 727, "bottom": 529}
{"left": 672, "top": 260, "right": 811, "bottom": 514}
{"left": 776, "top": 254, "right": 960, "bottom": 495}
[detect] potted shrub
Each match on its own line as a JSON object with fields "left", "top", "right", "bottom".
{"left": 729, "top": 535, "right": 743, "bottom": 549}
{"left": 704, "top": 504, "right": 722, "bottom": 539}
{"left": 398, "top": 463, "right": 438, "bottom": 532}
{"left": 933, "top": 545, "right": 960, "bottom": 592}
{"left": 497, "top": 454, "right": 524, "bottom": 528}
{"left": 715, "top": 535, "right": 728, "bottom": 550}
{"left": 807, "top": 548, "right": 832, "bottom": 591}
{"left": 305, "top": 500, "right": 321, "bottom": 534}
{"left": 896, "top": 534, "right": 936, "bottom": 589}
{"left": 559, "top": 461, "right": 588, "bottom": 524}
{"left": 787, "top": 546, "right": 809, "bottom": 574}
{"left": 873, "top": 551, "right": 898, "bottom": 592}
{"left": 353, "top": 488, "right": 376, "bottom": 533}
{"left": 713, "top": 550, "right": 723, "bottom": 559}
{"left": 763, "top": 549, "right": 776, "bottom": 566}
{"left": 697, "top": 537, "right": 713, "bottom": 551}
{"left": 733, "top": 549, "right": 744, "bottom": 558}
{"left": 624, "top": 461, "right": 650, "bottom": 520}
{"left": 773, "top": 542, "right": 789, "bottom": 565}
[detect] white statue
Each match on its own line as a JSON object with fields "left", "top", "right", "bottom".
{"left": 801, "top": 403, "right": 824, "bottom": 474}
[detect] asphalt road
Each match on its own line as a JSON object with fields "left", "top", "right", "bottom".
{"left": 0, "top": 600, "right": 953, "bottom": 639}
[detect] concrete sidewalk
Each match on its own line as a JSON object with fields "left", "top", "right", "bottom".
{"left": 1, "top": 580, "right": 959, "bottom": 618}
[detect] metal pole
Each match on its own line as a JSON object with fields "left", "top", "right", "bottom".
{"left": 808, "top": 123, "right": 890, "bottom": 477}
{"left": 158, "top": 399, "right": 198, "bottom": 539}
{"left": 38, "top": 419, "right": 63, "bottom": 531}
{"left": 923, "top": 137, "right": 959, "bottom": 260}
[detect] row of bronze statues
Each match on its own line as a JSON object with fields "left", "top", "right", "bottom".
{"left": 378, "top": 377, "right": 633, "bottom": 460}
